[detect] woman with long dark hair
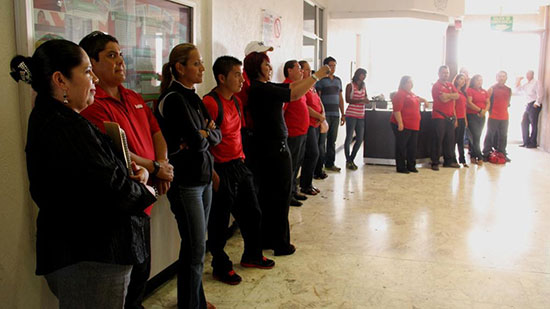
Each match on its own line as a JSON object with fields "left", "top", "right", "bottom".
{"left": 244, "top": 52, "right": 329, "bottom": 255}
{"left": 343, "top": 68, "right": 369, "bottom": 170}
{"left": 156, "top": 43, "right": 221, "bottom": 309}
{"left": 453, "top": 73, "right": 469, "bottom": 167}
{"left": 10, "top": 39, "right": 156, "bottom": 308}
{"left": 466, "top": 74, "right": 491, "bottom": 165}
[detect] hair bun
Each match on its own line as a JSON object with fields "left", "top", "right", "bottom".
{"left": 9, "top": 55, "right": 33, "bottom": 84}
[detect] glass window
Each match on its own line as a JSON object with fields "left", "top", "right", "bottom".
{"left": 32, "top": 0, "right": 193, "bottom": 102}
{"left": 303, "top": 1, "right": 316, "bottom": 34}
{"left": 318, "top": 7, "right": 324, "bottom": 37}
{"left": 302, "top": 1, "right": 325, "bottom": 69}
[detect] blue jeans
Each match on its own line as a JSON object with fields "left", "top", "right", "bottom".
{"left": 344, "top": 117, "right": 365, "bottom": 163}
{"left": 325, "top": 116, "right": 340, "bottom": 167}
{"left": 168, "top": 183, "right": 212, "bottom": 309}
{"left": 45, "top": 261, "right": 132, "bottom": 309}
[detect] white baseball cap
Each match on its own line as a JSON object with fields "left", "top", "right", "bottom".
{"left": 244, "top": 41, "right": 274, "bottom": 56}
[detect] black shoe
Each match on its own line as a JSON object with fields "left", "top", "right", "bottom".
{"left": 505, "top": 156, "right": 512, "bottom": 162}
{"left": 519, "top": 144, "right": 526, "bottom": 147}
{"left": 294, "top": 193, "right": 307, "bottom": 201}
{"left": 431, "top": 164, "right": 439, "bottom": 171}
{"left": 240, "top": 256, "right": 275, "bottom": 269}
{"left": 396, "top": 169, "right": 410, "bottom": 174}
{"left": 213, "top": 269, "right": 242, "bottom": 285}
{"left": 290, "top": 198, "right": 302, "bottom": 207}
{"left": 526, "top": 144, "right": 537, "bottom": 149}
{"left": 274, "top": 244, "right": 296, "bottom": 256}
{"left": 300, "top": 186, "right": 318, "bottom": 195}
{"left": 407, "top": 167, "right": 419, "bottom": 173}
{"left": 443, "top": 162, "right": 460, "bottom": 168}
{"left": 325, "top": 165, "right": 341, "bottom": 172}
{"left": 315, "top": 172, "right": 328, "bottom": 179}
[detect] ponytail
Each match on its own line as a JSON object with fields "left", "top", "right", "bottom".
{"left": 160, "top": 62, "right": 173, "bottom": 94}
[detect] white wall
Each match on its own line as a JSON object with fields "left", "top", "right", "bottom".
{"left": 0, "top": 1, "right": 56, "bottom": 307}
{"left": 209, "top": 0, "right": 304, "bottom": 84}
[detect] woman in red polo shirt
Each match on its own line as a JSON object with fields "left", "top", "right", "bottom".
{"left": 452, "top": 73, "right": 469, "bottom": 167}
{"left": 390, "top": 76, "right": 429, "bottom": 173}
{"left": 466, "top": 74, "right": 491, "bottom": 165}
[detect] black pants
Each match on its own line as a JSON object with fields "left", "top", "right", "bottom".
{"left": 314, "top": 131, "right": 327, "bottom": 177}
{"left": 287, "top": 134, "right": 307, "bottom": 196}
{"left": 455, "top": 118, "right": 467, "bottom": 164}
{"left": 207, "top": 159, "right": 263, "bottom": 273}
{"left": 391, "top": 124, "right": 418, "bottom": 171}
{"left": 467, "top": 114, "right": 485, "bottom": 160}
{"left": 325, "top": 116, "right": 340, "bottom": 167}
{"left": 522, "top": 102, "right": 541, "bottom": 147}
{"left": 251, "top": 139, "right": 292, "bottom": 250}
{"left": 300, "top": 126, "right": 320, "bottom": 189}
{"left": 124, "top": 216, "right": 151, "bottom": 309}
{"left": 483, "top": 118, "right": 509, "bottom": 156}
{"left": 431, "top": 118, "right": 456, "bottom": 165}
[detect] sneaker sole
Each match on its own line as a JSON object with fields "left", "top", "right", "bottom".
{"left": 240, "top": 262, "right": 275, "bottom": 269}
{"left": 212, "top": 274, "right": 242, "bottom": 285}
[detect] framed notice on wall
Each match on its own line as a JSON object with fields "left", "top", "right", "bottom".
{"left": 262, "top": 9, "right": 282, "bottom": 49}
{"left": 29, "top": 0, "right": 193, "bottom": 102}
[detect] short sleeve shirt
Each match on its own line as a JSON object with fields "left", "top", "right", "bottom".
{"left": 390, "top": 89, "right": 421, "bottom": 131}
{"left": 455, "top": 91, "right": 467, "bottom": 119}
{"left": 315, "top": 76, "right": 342, "bottom": 117}
{"left": 431, "top": 81, "right": 457, "bottom": 119}
{"left": 203, "top": 94, "right": 245, "bottom": 163}
{"left": 305, "top": 87, "right": 323, "bottom": 128}
{"left": 490, "top": 84, "right": 511, "bottom": 120}
{"left": 283, "top": 78, "right": 309, "bottom": 137}
{"left": 466, "top": 88, "right": 489, "bottom": 114}
{"left": 80, "top": 85, "right": 160, "bottom": 215}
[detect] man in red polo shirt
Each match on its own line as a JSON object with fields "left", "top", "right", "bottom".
{"left": 483, "top": 71, "right": 512, "bottom": 162}
{"left": 79, "top": 31, "right": 173, "bottom": 309}
{"left": 431, "top": 65, "right": 460, "bottom": 170}
{"left": 282, "top": 60, "right": 310, "bottom": 207}
{"left": 203, "top": 56, "right": 274, "bottom": 286}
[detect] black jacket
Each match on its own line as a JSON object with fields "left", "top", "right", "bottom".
{"left": 26, "top": 95, "right": 156, "bottom": 275}
{"left": 155, "top": 81, "right": 221, "bottom": 186}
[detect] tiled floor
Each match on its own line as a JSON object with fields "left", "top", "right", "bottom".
{"left": 144, "top": 144, "right": 550, "bottom": 308}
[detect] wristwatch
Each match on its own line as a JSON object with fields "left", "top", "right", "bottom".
{"left": 152, "top": 160, "right": 160, "bottom": 177}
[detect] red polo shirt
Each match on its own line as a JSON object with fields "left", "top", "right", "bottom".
{"left": 390, "top": 89, "right": 421, "bottom": 131}
{"left": 81, "top": 85, "right": 160, "bottom": 215}
{"left": 489, "top": 84, "right": 511, "bottom": 120}
{"left": 431, "top": 81, "right": 457, "bottom": 119}
{"left": 305, "top": 87, "right": 323, "bottom": 128}
{"left": 283, "top": 78, "right": 309, "bottom": 137}
{"left": 203, "top": 93, "right": 245, "bottom": 163}
{"left": 466, "top": 87, "right": 489, "bottom": 114}
{"left": 455, "top": 92, "right": 467, "bottom": 119}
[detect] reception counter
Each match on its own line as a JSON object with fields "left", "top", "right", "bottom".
{"left": 363, "top": 109, "right": 434, "bottom": 165}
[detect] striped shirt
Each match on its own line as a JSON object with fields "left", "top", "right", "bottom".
{"left": 315, "top": 76, "right": 342, "bottom": 117}
{"left": 345, "top": 83, "right": 367, "bottom": 119}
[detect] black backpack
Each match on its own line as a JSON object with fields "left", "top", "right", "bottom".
{"left": 204, "top": 90, "right": 241, "bottom": 126}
